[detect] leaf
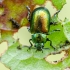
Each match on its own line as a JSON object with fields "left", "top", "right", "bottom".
{"left": 46, "top": 23, "right": 67, "bottom": 50}
{"left": 0, "top": 30, "right": 15, "bottom": 46}
{"left": 1, "top": 41, "right": 70, "bottom": 70}
{"left": 0, "top": 6, "right": 4, "bottom": 15}
{"left": 0, "top": 0, "right": 29, "bottom": 31}
{"left": 52, "top": 0, "right": 66, "bottom": 10}
{"left": 0, "top": 22, "right": 69, "bottom": 70}
{"left": 1, "top": 0, "right": 69, "bottom": 70}
{"left": 20, "top": 18, "right": 29, "bottom": 26}
{"left": 63, "top": 20, "right": 70, "bottom": 41}
{"left": 33, "top": 0, "right": 46, "bottom": 5}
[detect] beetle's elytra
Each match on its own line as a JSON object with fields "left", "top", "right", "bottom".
{"left": 30, "top": 7, "right": 50, "bottom": 33}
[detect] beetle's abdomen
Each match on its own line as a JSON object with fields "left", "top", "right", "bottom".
{"left": 30, "top": 7, "right": 50, "bottom": 33}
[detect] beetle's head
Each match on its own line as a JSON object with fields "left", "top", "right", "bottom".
{"left": 35, "top": 43, "right": 44, "bottom": 51}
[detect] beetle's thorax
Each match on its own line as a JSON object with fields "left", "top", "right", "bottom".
{"left": 36, "top": 33, "right": 42, "bottom": 42}
{"left": 32, "top": 33, "right": 47, "bottom": 43}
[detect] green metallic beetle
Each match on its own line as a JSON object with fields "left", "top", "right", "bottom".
{"left": 26, "top": 6, "right": 60, "bottom": 52}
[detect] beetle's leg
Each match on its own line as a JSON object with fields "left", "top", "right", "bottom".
{"left": 27, "top": 39, "right": 33, "bottom": 51}
{"left": 47, "top": 38, "right": 55, "bottom": 50}
{"left": 26, "top": 6, "right": 31, "bottom": 22}
{"left": 15, "top": 39, "right": 22, "bottom": 50}
{"left": 53, "top": 10, "right": 60, "bottom": 17}
{"left": 50, "top": 10, "right": 60, "bottom": 25}
{"left": 43, "top": 47, "right": 49, "bottom": 50}
{"left": 52, "top": 29, "right": 60, "bottom": 32}
{"left": 26, "top": 6, "right": 31, "bottom": 32}
{"left": 48, "top": 29, "right": 60, "bottom": 35}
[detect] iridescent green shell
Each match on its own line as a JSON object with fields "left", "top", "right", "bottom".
{"left": 30, "top": 7, "right": 50, "bottom": 33}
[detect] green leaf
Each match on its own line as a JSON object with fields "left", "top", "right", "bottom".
{"left": 1, "top": 42, "right": 70, "bottom": 70}
{"left": 0, "top": 0, "right": 29, "bottom": 30}
{"left": 52, "top": 0, "right": 66, "bottom": 10}
{"left": 63, "top": 20, "right": 70, "bottom": 41}
{"left": 20, "top": 18, "right": 29, "bottom": 26}
{"left": 33, "top": 0, "right": 46, "bottom": 5}
{"left": 0, "top": 30, "right": 15, "bottom": 46}
{"left": 47, "top": 23, "right": 67, "bottom": 49}
{"left": 0, "top": 22, "right": 69, "bottom": 70}
{"left": 0, "top": 7, "right": 4, "bottom": 15}
{"left": 0, "top": 0, "right": 69, "bottom": 70}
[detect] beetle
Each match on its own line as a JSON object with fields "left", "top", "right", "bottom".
{"left": 26, "top": 6, "right": 60, "bottom": 52}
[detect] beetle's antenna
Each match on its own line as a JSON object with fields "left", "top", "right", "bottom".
{"left": 26, "top": 6, "right": 31, "bottom": 12}
{"left": 54, "top": 10, "right": 60, "bottom": 16}
{"left": 26, "top": 6, "right": 31, "bottom": 22}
